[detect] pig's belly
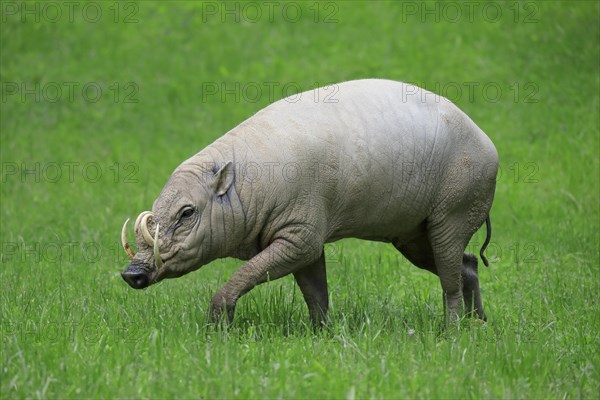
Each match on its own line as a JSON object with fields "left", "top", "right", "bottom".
{"left": 325, "top": 203, "right": 429, "bottom": 244}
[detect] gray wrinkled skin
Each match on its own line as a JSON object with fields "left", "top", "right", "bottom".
{"left": 121, "top": 79, "right": 498, "bottom": 326}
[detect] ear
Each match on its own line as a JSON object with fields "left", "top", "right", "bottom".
{"left": 211, "top": 161, "right": 234, "bottom": 196}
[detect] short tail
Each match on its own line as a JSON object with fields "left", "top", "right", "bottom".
{"left": 479, "top": 216, "right": 492, "bottom": 267}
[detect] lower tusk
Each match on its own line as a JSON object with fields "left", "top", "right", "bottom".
{"left": 121, "top": 218, "right": 136, "bottom": 259}
{"left": 153, "top": 223, "right": 163, "bottom": 270}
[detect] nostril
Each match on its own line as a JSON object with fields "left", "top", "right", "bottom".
{"left": 121, "top": 271, "right": 150, "bottom": 289}
{"left": 133, "top": 274, "right": 148, "bottom": 288}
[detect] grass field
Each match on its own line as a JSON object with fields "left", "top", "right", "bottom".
{"left": 1, "top": 1, "right": 599, "bottom": 398}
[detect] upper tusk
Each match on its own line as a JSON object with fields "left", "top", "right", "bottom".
{"left": 121, "top": 218, "right": 136, "bottom": 259}
{"left": 153, "top": 223, "right": 163, "bottom": 270}
{"left": 139, "top": 212, "right": 155, "bottom": 247}
{"left": 134, "top": 211, "right": 153, "bottom": 234}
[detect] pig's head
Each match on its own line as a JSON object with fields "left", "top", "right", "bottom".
{"left": 120, "top": 161, "right": 235, "bottom": 289}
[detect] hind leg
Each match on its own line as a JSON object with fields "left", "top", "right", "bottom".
{"left": 395, "top": 228, "right": 487, "bottom": 322}
{"left": 395, "top": 236, "right": 476, "bottom": 313}
{"left": 426, "top": 205, "right": 494, "bottom": 324}
{"left": 396, "top": 234, "right": 462, "bottom": 323}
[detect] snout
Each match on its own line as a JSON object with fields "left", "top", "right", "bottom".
{"left": 121, "top": 269, "right": 150, "bottom": 289}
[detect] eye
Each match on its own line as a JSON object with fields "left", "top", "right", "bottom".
{"left": 180, "top": 207, "right": 194, "bottom": 219}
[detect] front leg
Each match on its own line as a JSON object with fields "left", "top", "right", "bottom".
{"left": 210, "top": 235, "right": 322, "bottom": 324}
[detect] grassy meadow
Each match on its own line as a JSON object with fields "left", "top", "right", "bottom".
{"left": 1, "top": 1, "right": 599, "bottom": 398}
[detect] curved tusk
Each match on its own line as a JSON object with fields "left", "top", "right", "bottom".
{"left": 139, "top": 212, "right": 155, "bottom": 247}
{"left": 121, "top": 218, "right": 136, "bottom": 259}
{"left": 153, "top": 223, "right": 163, "bottom": 270}
{"left": 134, "top": 211, "right": 152, "bottom": 234}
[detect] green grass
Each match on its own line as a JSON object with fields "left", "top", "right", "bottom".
{"left": 1, "top": 1, "right": 599, "bottom": 398}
